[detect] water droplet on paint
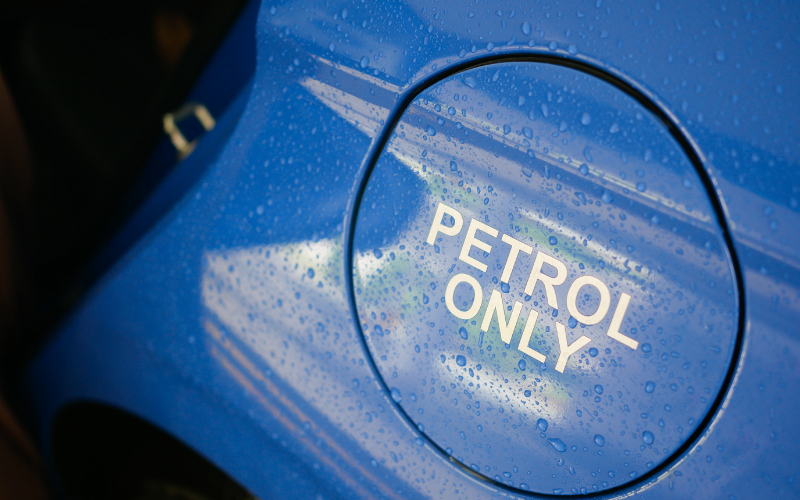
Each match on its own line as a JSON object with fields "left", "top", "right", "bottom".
{"left": 390, "top": 387, "right": 402, "bottom": 403}
{"left": 548, "top": 438, "right": 567, "bottom": 452}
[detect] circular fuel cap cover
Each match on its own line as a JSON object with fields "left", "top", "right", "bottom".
{"left": 351, "top": 61, "right": 739, "bottom": 495}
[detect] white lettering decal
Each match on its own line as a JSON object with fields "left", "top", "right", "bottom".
{"left": 554, "top": 322, "right": 592, "bottom": 373}
{"left": 428, "top": 204, "right": 639, "bottom": 373}
{"left": 517, "top": 309, "right": 547, "bottom": 363}
{"left": 606, "top": 293, "right": 639, "bottom": 349}
{"left": 458, "top": 219, "right": 499, "bottom": 272}
{"left": 500, "top": 234, "right": 533, "bottom": 283}
{"left": 566, "top": 275, "right": 611, "bottom": 325}
{"left": 426, "top": 202, "right": 464, "bottom": 245}
{"left": 445, "top": 274, "right": 484, "bottom": 320}
{"left": 524, "top": 251, "right": 568, "bottom": 309}
{"left": 480, "top": 290, "right": 523, "bottom": 344}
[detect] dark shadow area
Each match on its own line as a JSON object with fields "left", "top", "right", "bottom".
{"left": 52, "top": 402, "right": 254, "bottom": 500}
{"left": 0, "top": 0, "right": 255, "bottom": 375}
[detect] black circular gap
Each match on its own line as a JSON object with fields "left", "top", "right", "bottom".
{"left": 343, "top": 51, "right": 745, "bottom": 498}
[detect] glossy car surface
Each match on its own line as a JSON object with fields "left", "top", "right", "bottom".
{"left": 23, "top": 0, "right": 799, "bottom": 498}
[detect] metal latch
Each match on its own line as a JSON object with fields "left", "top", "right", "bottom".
{"left": 163, "top": 102, "right": 215, "bottom": 159}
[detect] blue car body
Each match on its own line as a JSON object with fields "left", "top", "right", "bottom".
{"left": 23, "top": 0, "right": 799, "bottom": 498}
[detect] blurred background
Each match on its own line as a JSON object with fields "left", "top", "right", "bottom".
{"left": 0, "top": 0, "right": 256, "bottom": 497}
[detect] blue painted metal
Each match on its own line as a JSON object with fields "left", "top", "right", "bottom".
{"left": 23, "top": 1, "right": 799, "bottom": 499}
{"left": 351, "top": 60, "right": 740, "bottom": 495}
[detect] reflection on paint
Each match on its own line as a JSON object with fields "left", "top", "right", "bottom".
{"left": 201, "top": 240, "right": 438, "bottom": 499}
